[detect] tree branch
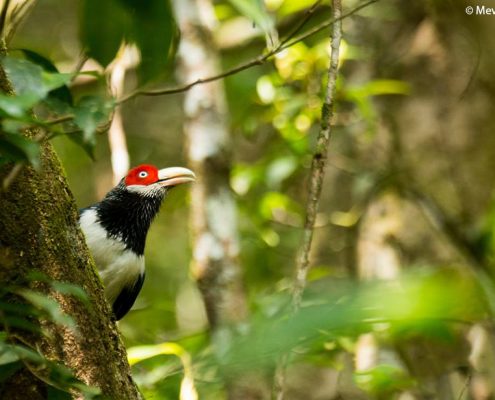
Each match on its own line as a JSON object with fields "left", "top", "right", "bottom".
{"left": 293, "top": 0, "right": 342, "bottom": 319}
{"left": 273, "top": 0, "right": 342, "bottom": 398}
{"left": 117, "top": 0, "right": 377, "bottom": 104}
{"left": 42, "top": 0, "right": 377, "bottom": 127}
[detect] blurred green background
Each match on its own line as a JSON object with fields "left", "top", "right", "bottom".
{"left": 7, "top": 0, "right": 495, "bottom": 398}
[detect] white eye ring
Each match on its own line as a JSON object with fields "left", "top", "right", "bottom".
{"left": 138, "top": 171, "right": 148, "bottom": 178}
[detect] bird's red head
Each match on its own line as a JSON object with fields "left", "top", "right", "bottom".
{"left": 124, "top": 164, "right": 195, "bottom": 190}
{"left": 125, "top": 165, "right": 159, "bottom": 186}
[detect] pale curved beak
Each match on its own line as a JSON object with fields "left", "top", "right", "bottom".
{"left": 157, "top": 167, "right": 195, "bottom": 187}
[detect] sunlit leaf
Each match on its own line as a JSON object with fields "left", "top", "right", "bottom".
{"left": 128, "top": 342, "right": 198, "bottom": 400}
{"left": 220, "top": 270, "right": 487, "bottom": 373}
{"left": 128, "top": 342, "right": 185, "bottom": 365}
{"left": 0, "top": 346, "right": 19, "bottom": 366}
{"left": 228, "top": 0, "right": 279, "bottom": 50}
{"left": 277, "top": 0, "right": 316, "bottom": 16}
{"left": 354, "top": 364, "right": 414, "bottom": 395}
{"left": 266, "top": 156, "right": 297, "bottom": 187}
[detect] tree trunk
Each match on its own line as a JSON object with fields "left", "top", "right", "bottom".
{"left": 0, "top": 64, "right": 140, "bottom": 399}
{"left": 173, "top": 0, "right": 268, "bottom": 398}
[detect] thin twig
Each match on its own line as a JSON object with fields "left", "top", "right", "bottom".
{"left": 45, "top": 114, "right": 75, "bottom": 126}
{"left": 278, "top": 0, "right": 323, "bottom": 48}
{"left": 6, "top": 0, "right": 38, "bottom": 44}
{"left": 2, "top": 163, "right": 23, "bottom": 190}
{"left": 71, "top": 51, "right": 89, "bottom": 81}
{"left": 457, "top": 373, "right": 471, "bottom": 400}
{"left": 272, "top": 1, "right": 343, "bottom": 399}
{"left": 2, "top": 130, "right": 47, "bottom": 191}
{"left": 117, "top": 0, "right": 376, "bottom": 104}
{"left": 0, "top": 0, "right": 11, "bottom": 39}
{"left": 293, "top": 0, "right": 342, "bottom": 316}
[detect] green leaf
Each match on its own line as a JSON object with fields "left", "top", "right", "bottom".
{"left": 1, "top": 316, "right": 42, "bottom": 333}
{"left": 79, "top": 0, "right": 129, "bottom": 67}
{"left": 51, "top": 282, "right": 90, "bottom": 306}
{"left": 80, "top": 0, "right": 177, "bottom": 83}
{"left": 17, "top": 49, "right": 74, "bottom": 105}
{"left": 228, "top": 0, "right": 278, "bottom": 50}
{"left": 42, "top": 72, "right": 73, "bottom": 94}
{"left": 8, "top": 344, "right": 45, "bottom": 364}
{"left": 2, "top": 56, "right": 45, "bottom": 98}
{"left": 0, "top": 132, "right": 41, "bottom": 170}
{"left": 0, "top": 300, "right": 38, "bottom": 316}
{"left": 118, "top": 0, "right": 177, "bottom": 84}
{"left": 0, "top": 93, "right": 38, "bottom": 117}
{"left": 73, "top": 95, "right": 114, "bottom": 147}
{"left": 354, "top": 364, "right": 414, "bottom": 395}
{"left": 278, "top": 0, "right": 315, "bottom": 16}
{"left": 17, "top": 289, "right": 76, "bottom": 329}
{"left": 1, "top": 56, "right": 74, "bottom": 111}
{"left": 0, "top": 347, "right": 20, "bottom": 366}
{"left": 2, "top": 119, "right": 31, "bottom": 133}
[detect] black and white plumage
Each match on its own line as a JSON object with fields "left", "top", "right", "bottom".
{"left": 79, "top": 164, "right": 195, "bottom": 320}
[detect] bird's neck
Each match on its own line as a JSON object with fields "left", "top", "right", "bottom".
{"left": 95, "top": 185, "right": 165, "bottom": 255}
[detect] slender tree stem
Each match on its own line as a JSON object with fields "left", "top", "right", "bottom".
{"left": 292, "top": 0, "right": 342, "bottom": 313}
{"left": 273, "top": 0, "right": 343, "bottom": 398}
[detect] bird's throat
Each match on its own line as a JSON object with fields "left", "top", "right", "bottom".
{"left": 95, "top": 186, "right": 165, "bottom": 255}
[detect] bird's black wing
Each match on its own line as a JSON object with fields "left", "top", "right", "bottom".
{"left": 112, "top": 272, "right": 145, "bottom": 320}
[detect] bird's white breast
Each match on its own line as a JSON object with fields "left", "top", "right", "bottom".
{"left": 79, "top": 208, "right": 145, "bottom": 304}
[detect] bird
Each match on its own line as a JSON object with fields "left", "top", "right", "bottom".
{"left": 79, "top": 164, "right": 195, "bottom": 320}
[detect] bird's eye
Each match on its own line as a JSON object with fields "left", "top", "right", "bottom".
{"left": 138, "top": 171, "right": 148, "bottom": 178}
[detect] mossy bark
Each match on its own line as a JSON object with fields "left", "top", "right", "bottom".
{"left": 0, "top": 68, "right": 140, "bottom": 398}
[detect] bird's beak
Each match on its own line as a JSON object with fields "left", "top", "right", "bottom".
{"left": 157, "top": 167, "right": 196, "bottom": 187}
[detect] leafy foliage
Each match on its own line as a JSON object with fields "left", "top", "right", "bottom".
{"left": 4, "top": 0, "right": 495, "bottom": 398}
{"left": 0, "top": 53, "right": 115, "bottom": 168}
{"left": 0, "top": 277, "right": 99, "bottom": 398}
{"left": 80, "top": 0, "right": 177, "bottom": 84}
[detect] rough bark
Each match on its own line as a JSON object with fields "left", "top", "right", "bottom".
{"left": 173, "top": 0, "right": 265, "bottom": 399}
{"left": 0, "top": 65, "right": 140, "bottom": 398}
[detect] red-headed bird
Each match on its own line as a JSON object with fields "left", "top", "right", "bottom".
{"left": 79, "top": 164, "right": 195, "bottom": 320}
